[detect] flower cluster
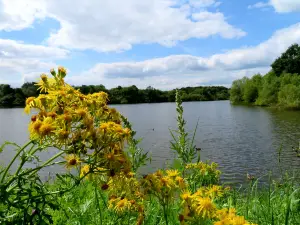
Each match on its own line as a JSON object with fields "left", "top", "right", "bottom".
{"left": 25, "top": 67, "right": 131, "bottom": 175}
{"left": 186, "top": 162, "right": 221, "bottom": 187}
{"left": 214, "top": 208, "right": 257, "bottom": 225}
{"left": 141, "top": 169, "right": 186, "bottom": 203}
{"left": 179, "top": 186, "right": 256, "bottom": 225}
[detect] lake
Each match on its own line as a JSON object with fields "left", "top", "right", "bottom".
{"left": 0, "top": 101, "right": 300, "bottom": 185}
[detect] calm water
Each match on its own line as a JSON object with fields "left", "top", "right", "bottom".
{"left": 1, "top": 101, "right": 300, "bottom": 185}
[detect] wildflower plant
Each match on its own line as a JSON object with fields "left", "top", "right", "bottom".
{"left": 170, "top": 89, "right": 200, "bottom": 173}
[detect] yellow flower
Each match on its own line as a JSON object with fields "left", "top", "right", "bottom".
{"left": 35, "top": 74, "right": 52, "bottom": 93}
{"left": 65, "top": 154, "right": 81, "bottom": 170}
{"left": 26, "top": 97, "right": 35, "bottom": 106}
{"left": 194, "top": 197, "right": 216, "bottom": 219}
{"left": 39, "top": 123, "right": 54, "bottom": 136}
{"left": 38, "top": 117, "right": 55, "bottom": 137}
{"left": 76, "top": 108, "right": 88, "bottom": 118}
{"left": 231, "top": 216, "right": 249, "bottom": 225}
{"left": 181, "top": 191, "right": 192, "bottom": 202}
{"left": 114, "top": 198, "right": 130, "bottom": 213}
{"left": 175, "top": 176, "right": 186, "bottom": 189}
{"left": 160, "top": 177, "right": 174, "bottom": 189}
{"left": 206, "top": 185, "right": 223, "bottom": 199}
{"left": 100, "top": 123, "right": 109, "bottom": 131}
{"left": 123, "top": 128, "right": 131, "bottom": 136}
{"left": 30, "top": 120, "right": 42, "bottom": 132}
{"left": 24, "top": 97, "right": 36, "bottom": 114}
{"left": 194, "top": 187, "right": 206, "bottom": 197}
{"left": 155, "top": 170, "right": 163, "bottom": 178}
{"left": 166, "top": 169, "right": 180, "bottom": 177}
{"left": 80, "top": 165, "right": 90, "bottom": 178}
{"left": 58, "top": 66, "right": 67, "bottom": 77}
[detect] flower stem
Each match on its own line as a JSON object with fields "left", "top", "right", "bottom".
{"left": 0, "top": 140, "right": 32, "bottom": 183}
{"left": 162, "top": 203, "right": 169, "bottom": 225}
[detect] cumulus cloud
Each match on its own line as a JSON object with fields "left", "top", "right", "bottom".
{"left": 68, "top": 23, "right": 300, "bottom": 76}
{"left": 0, "top": 39, "right": 68, "bottom": 86}
{"left": 0, "top": 0, "right": 245, "bottom": 52}
{"left": 270, "top": 0, "right": 300, "bottom": 12}
{"left": 54, "top": 23, "right": 300, "bottom": 89}
{"left": 0, "top": 39, "right": 69, "bottom": 59}
{"left": 0, "top": 59, "right": 56, "bottom": 86}
{"left": 250, "top": 0, "right": 300, "bottom": 13}
{"left": 0, "top": 0, "right": 45, "bottom": 31}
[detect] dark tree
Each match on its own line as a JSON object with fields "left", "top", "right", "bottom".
{"left": 21, "top": 82, "right": 39, "bottom": 97}
{"left": 271, "top": 44, "right": 300, "bottom": 76}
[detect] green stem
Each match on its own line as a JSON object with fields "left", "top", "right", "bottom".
{"left": 162, "top": 203, "right": 169, "bottom": 225}
{"left": 6, "top": 161, "right": 63, "bottom": 192}
{"left": 14, "top": 145, "right": 42, "bottom": 176}
{"left": 94, "top": 186, "right": 103, "bottom": 225}
{"left": 6, "top": 150, "right": 65, "bottom": 192}
{"left": 0, "top": 140, "right": 32, "bottom": 183}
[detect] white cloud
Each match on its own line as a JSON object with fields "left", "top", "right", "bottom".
{"left": 55, "top": 23, "right": 300, "bottom": 89}
{"left": 0, "top": 59, "right": 56, "bottom": 86}
{"left": 248, "top": 2, "right": 270, "bottom": 9}
{"left": 0, "top": 0, "right": 45, "bottom": 31}
{"left": 250, "top": 0, "right": 300, "bottom": 13}
{"left": 0, "top": 39, "right": 69, "bottom": 59}
{"left": 0, "top": 39, "right": 68, "bottom": 86}
{"left": 0, "top": 0, "right": 245, "bottom": 52}
{"left": 270, "top": 0, "right": 300, "bottom": 12}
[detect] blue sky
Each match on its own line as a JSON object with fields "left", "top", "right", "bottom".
{"left": 1, "top": 0, "right": 300, "bottom": 89}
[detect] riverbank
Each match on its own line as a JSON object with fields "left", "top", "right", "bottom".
{"left": 230, "top": 101, "right": 300, "bottom": 111}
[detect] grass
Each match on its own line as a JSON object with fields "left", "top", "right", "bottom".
{"left": 47, "top": 171, "right": 300, "bottom": 225}
{"left": 2, "top": 174, "right": 298, "bottom": 225}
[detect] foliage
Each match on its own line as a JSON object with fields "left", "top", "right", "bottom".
{"left": 0, "top": 82, "right": 229, "bottom": 107}
{"left": 271, "top": 44, "right": 300, "bottom": 76}
{"left": 228, "top": 173, "right": 300, "bottom": 225}
{"left": 230, "top": 71, "right": 300, "bottom": 108}
{"left": 231, "top": 44, "right": 300, "bottom": 108}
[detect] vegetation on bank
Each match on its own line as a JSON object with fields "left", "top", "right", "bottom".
{"left": 230, "top": 44, "right": 300, "bottom": 109}
{"left": 0, "top": 82, "right": 229, "bottom": 107}
{"left": 0, "top": 67, "right": 299, "bottom": 225}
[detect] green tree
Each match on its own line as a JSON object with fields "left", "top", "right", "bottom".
{"left": 230, "top": 78, "right": 246, "bottom": 103}
{"left": 21, "top": 82, "right": 39, "bottom": 97}
{"left": 255, "top": 72, "right": 280, "bottom": 106}
{"left": 0, "top": 84, "right": 14, "bottom": 97}
{"left": 271, "top": 44, "right": 300, "bottom": 76}
{"left": 278, "top": 84, "right": 300, "bottom": 108}
{"left": 242, "top": 75, "right": 262, "bottom": 103}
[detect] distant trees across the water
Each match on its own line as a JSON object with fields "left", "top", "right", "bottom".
{"left": 230, "top": 43, "right": 300, "bottom": 109}
{"left": 0, "top": 83, "right": 229, "bottom": 107}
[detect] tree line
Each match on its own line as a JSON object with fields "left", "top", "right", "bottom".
{"left": 0, "top": 82, "right": 229, "bottom": 107}
{"left": 230, "top": 44, "right": 300, "bottom": 109}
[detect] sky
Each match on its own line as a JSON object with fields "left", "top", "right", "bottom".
{"left": 1, "top": 0, "right": 300, "bottom": 90}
